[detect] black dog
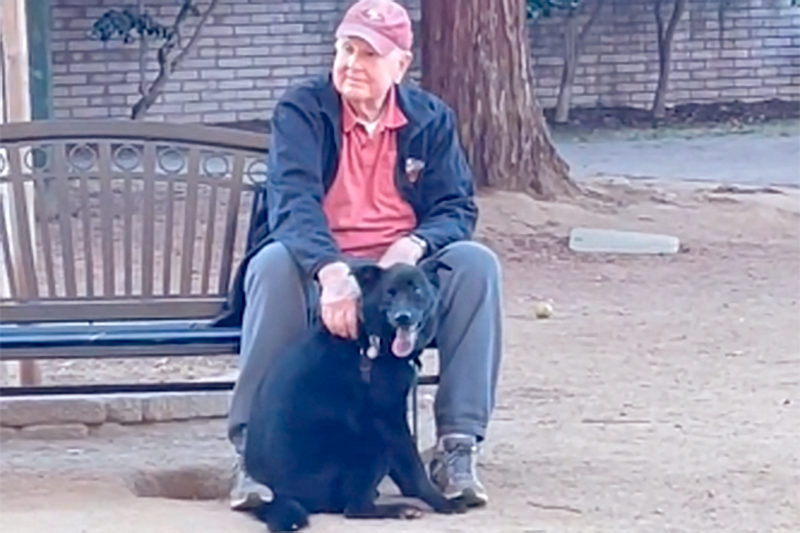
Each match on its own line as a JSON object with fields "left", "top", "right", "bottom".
{"left": 243, "top": 260, "right": 465, "bottom": 532}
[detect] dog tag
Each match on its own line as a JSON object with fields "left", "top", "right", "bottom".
{"left": 366, "top": 336, "right": 380, "bottom": 359}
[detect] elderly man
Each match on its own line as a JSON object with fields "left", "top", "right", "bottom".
{"left": 219, "top": 0, "right": 503, "bottom": 512}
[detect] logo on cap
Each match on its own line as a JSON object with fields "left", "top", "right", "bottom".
{"left": 363, "top": 8, "right": 384, "bottom": 21}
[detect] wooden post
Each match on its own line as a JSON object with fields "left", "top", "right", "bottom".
{"left": 1, "top": 3, "right": 11, "bottom": 301}
{"left": 1, "top": 0, "right": 33, "bottom": 122}
{"left": 0, "top": 21, "right": 6, "bottom": 302}
{"left": 1, "top": 0, "right": 42, "bottom": 386}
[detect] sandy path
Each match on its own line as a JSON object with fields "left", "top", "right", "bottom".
{"left": 1, "top": 179, "right": 798, "bottom": 533}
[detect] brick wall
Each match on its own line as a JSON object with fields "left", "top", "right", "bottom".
{"left": 528, "top": 0, "right": 800, "bottom": 108}
{"left": 49, "top": 0, "right": 799, "bottom": 123}
{"left": 50, "top": 0, "right": 358, "bottom": 122}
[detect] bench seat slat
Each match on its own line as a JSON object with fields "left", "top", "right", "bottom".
{"left": 0, "top": 374, "right": 440, "bottom": 398}
{"left": 0, "top": 380, "right": 236, "bottom": 396}
{"left": 0, "top": 322, "right": 441, "bottom": 387}
{"left": 0, "top": 322, "right": 241, "bottom": 353}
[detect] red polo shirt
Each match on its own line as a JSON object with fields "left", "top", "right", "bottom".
{"left": 322, "top": 88, "right": 417, "bottom": 260}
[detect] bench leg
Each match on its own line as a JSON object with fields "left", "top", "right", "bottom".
{"left": 0, "top": 361, "right": 39, "bottom": 387}
{"left": 20, "top": 360, "right": 41, "bottom": 386}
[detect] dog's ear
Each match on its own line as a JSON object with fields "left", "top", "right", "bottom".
{"left": 350, "top": 263, "right": 384, "bottom": 294}
{"left": 419, "top": 258, "right": 452, "bottom": 289}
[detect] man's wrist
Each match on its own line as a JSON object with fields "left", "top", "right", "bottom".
{"left": 317, "top": 261, "right": 351, "bottom": 285}
{"left": 408, "top": 234, "right": 428, "bottom": 257}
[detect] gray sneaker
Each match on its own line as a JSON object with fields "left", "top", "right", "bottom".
{"left": 429, "top": 434, "right": 489, "bottom": 507}
{"left": 229, "top": 456, "right": 273, "bottom": 511}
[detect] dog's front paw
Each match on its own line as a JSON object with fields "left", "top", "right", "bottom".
{"left": 345, "top": 502, "right": 424, "bottom": 520}
{"left": 393, "top": 503, "right": 425, "bottom": 520}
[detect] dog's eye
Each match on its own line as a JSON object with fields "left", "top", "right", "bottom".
{"left": 387, "top": 288, "right": 397, "bottom": 297}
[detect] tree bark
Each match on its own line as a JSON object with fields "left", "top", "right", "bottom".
{"left": 554, "top": 0, "right": 605, "bottom": 124}
{"left": 652, "top": 0, "right": 686, "bottom": 119}
{"left": 420, "top": 0, "right": 577, "bottom": 200}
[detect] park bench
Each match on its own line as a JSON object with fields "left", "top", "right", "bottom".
{"left": 0, "top": 119, "right": 437, "bottom": 439}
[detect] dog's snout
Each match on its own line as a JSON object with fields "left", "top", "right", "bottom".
{"left": 392, "top": 311, "right": 413, "bottom": 327}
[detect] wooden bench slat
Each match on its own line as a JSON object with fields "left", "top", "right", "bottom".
{"left": 0, "top": 343, "right": 240, "bottom": 360}
{"left": 0, "top": 298, "right": 226, "bottom": 323}
{"left": 53, "top": 143, "right": 78, "bottom": 298}
{"left": 180, "top": 149, "right": 201, "bottom": 296}
{"left": 141, "top": 143, "right": 156, "bottom": 297}
{"left": 218, "top": 154, "right": 246, "bottom": 294}
{"left": 77, "top": 170, "right": 95, "bottom": 298}
{"left": 123, "top": 161, "right": 134, "bottom": 296}
{"left": 0, "top": 381, "right": 237, "bottom": 396}
{"left": 162, "top": 169, "right": 176, "bottom": 295}
{"left": 0, "top": 319, "right": 240, "bottom": 360}
{"left": 201, "top": 174, "right": 219, "bottom": 295}
{"left": 97, "top": 142, "right": 115, "bottom": 297}
{"left": 6, "top": 146, "right": 38, "bottom": 299}
{"left": 31, "top": 172, "right": 57, "bottom": 297}
{"left": 0, "top": 120, "right": 269, "bottom": 153}
{"left": 0, "top": 197, "right": 19, "bottom": 299}
{"left": 0, "top": 323, "right": 240, "bottom": 349}
{"left": 0, "top": 374, "right": 442, "bottom": 398}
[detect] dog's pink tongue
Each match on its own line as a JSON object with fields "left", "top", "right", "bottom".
{"left": 391, "top": 329, "right": 416, "bottom": 358}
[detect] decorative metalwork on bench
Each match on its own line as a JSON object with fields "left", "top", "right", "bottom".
{"left": 0, "top": 120, "right": 268, "bottom": 322}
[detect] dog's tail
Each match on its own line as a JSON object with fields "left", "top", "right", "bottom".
{"left": 252, "top": 495, "right": 310, "bottom": 532}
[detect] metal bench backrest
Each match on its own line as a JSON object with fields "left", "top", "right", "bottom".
{"left": 0, "top": 120, "right": 268, "bottom": 324}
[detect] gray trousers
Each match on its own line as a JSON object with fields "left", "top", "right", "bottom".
{"left": 227, "top": 240, "right": 503, "bottom": 454}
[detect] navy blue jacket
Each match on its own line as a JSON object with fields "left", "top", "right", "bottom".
{"left": 213, "top": 74, "right": 478, "bottom": 327}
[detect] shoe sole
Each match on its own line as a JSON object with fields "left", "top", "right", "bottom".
{"left": 230, "top": 492, "right": 267, "bottom": 511}
{"left": 449, "top": 487, "right": 488, "bottom": 508}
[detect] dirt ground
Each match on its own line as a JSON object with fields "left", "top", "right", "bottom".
{"left": 1, "top": 174, "right": 799, "bottom": 532}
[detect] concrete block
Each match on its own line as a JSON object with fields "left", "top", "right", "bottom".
{"left": 0, "top": 397, "right": 107, "bottom": 428}
{"left": 105, "top": 397, "right": 143, "bottom": 424}
{"left": 141, "top": 392, "right": 231, "bottom": 423}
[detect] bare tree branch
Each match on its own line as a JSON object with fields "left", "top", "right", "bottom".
{"left": 137, "top": 0, "right": 148, "bottom": 97}
{"left": 554, "top": 0, "right": 606, "bottom": 123}
{"left": 578, "top": 0, "right": 605, "bottom": 44}
{"left": 652, "top": 0, "right": 687, "bottom": 119}
{"left": 131, "top": 0, "right": 220, "bottom": 120}
{"left": 655, "top": 0, "right": 665, "bottom": 50}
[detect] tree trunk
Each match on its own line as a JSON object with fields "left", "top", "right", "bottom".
{"left": 554, "top": 11, "right": 579, "bottom": 124}
{"left": 652, "top": 0, "right": 686, "bottom": 119}
{"left": 420, "top": 0, "right": 577, "bottom": 200}
{"left": 555, "top": 0, "right": 605, "bottom": 124}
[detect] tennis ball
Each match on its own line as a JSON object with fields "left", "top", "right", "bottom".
{"left": 534, "top": 301, "right": 553, "bottom": 319}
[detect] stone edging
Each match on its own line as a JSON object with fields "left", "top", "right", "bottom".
{"left": 0, "top": 391, "right": 231, "bottom": 441}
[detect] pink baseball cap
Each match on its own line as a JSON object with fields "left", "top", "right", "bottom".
{"left": 335, "top": 0, "right": 413, "bottom": 56}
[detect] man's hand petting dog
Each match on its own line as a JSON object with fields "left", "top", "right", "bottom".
{"left": 318, "top": 235, "right": 425, "bottom": 339}
{"left": 317, "top": 261, "right": 360, "bottom": 339}
{"left": 378, "top": 236, "right": 425, "bottom": 269}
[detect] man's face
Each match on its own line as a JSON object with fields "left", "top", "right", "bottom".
{"left": 332, "top": 37, "right": 411, "bottom": 105}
